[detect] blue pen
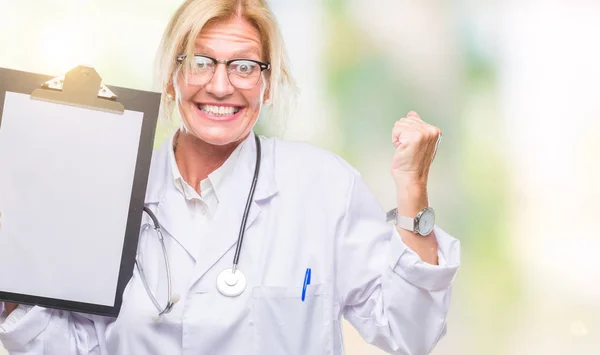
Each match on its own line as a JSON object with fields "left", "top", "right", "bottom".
{"left": 301, "top": 268, "right": 311, "bottom": 302}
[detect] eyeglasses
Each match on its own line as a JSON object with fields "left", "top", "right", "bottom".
{"left": 176, "top": 54, "right": 270, "bottom": 89}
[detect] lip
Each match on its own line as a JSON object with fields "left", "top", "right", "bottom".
{"left": 198, "top": 102, "right": 242, "bottom": 107}
{"left": 194, "top": 104, "right": 244, "bottom": 122}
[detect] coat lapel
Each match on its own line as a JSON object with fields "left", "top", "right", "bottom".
{"left": 189, "top": 133, "right": 277, "bottom": 287}
{"left": 153, "top": 188, "right": 199, "bottom": 261}
{"left": 144, "top": 137, "right": 199, "bottom": 261}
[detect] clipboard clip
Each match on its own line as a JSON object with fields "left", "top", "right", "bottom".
{"left": 30, "top": 66, "right": 125, "bottom": 114}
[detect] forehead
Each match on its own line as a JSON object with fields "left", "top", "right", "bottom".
{"left": 194, "top": 17, "right": 263, "bottom": 59}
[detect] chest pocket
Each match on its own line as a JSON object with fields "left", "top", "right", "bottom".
{"left": 251, "top": 283, "right": 333, "bottom": 355}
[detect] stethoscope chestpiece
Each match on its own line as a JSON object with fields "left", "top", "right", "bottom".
{"left": 216, "top": 267, "right": 247, "bottom": 297}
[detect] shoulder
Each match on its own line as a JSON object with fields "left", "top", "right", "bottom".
{"left": 259, "top": 135, "right": 360, "bottom": 189}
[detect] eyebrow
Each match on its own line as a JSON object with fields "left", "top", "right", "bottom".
{"left": 194, "top": 45, "right": 262, "bottom": 60}
{"left": 232, "top": 48, "right": 261, "bottom": 59}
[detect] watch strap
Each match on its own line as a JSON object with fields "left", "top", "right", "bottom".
{"left": 386, "top": 208, "right": 417, "bottom": 233}
{"left": 396, "top": 214, "right": 417, "bottom": 233}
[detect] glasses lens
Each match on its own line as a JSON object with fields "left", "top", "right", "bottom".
{"left": 183, "top": 56, "right": 214, "bottom": 85}
{"left": 228, "top": 60, "right": 261, "bottom": 89}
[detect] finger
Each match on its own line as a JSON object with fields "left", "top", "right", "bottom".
{"left": 407, "top": 111, "right": 420, "bottom": 119}
{"left": 395, "top": 117, "right": 422, "bottom": 131}
{"left": 398, "top": 120, "right": 431, "bottom": 142}
{"left": 392, "top": 132, "right": 401, "bottom": 148}
{"left": 392, "top": 125, "right": 403, "bottom": 147}
{"left": 392, "top": 118, "right": 407, "bottom": 145}
{"left": 5, "top": 302, "right": 18, "bottom": 314}
{"left": 426, "top": 124, "right": 441, "bottom": 136}
{"left": 393, "top": 126, "right": 426, "bottom": 150}
{"left": 400, "top": 114, "right": 431, "bottom": 130}
{"left": 393, "top": 119, "right": 428, "bottom": 146}
{"left": 392, "top": 120, "right": 416, "bottom": 144}
{"left": 392, "top": 123, "right": 415, "bottom": 147}
{"left": 407, "top": 111, "right": 424, "bottom": 122}
{"left": 410, "top": 121, "right": 440, "bottom": 141}
{"left": 394, "top": 117, "right": 407, "bottom": 126}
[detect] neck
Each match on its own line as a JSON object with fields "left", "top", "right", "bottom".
{"left": 173, "top": 130, "right": 245, "bottom": 194}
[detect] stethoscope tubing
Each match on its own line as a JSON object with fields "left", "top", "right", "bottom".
{"left": 137, "top": 133, "right": 261, "bottom": 315}
{"left": 232, "top": 133, "right": 261, "bottom": 271}
{"left": 137, "top": 206, "right": 175, "bottom": 316}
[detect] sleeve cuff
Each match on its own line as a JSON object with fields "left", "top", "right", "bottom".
{"left": 0, "top": 305, "right": 49, "bottom": 351}
{"left": 387, "top": 225, "right": 461, "bottom": 291}
{"left": 0, "top": 304, "right": 32, "bottom": 332}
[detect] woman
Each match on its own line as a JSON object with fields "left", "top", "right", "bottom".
{"left": 0, "top": 0, "right": 460, "bottom": 354}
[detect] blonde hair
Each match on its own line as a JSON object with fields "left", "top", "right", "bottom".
{"left": 155, "top": 0, "right": 298, "bottom": 131}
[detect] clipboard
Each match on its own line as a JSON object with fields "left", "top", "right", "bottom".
{"left": 0, "top": 66, "right": 159, "bottom": 317}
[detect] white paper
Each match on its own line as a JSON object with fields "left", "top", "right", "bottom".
{"left": 0, "top": 92, "right": 143, "bottom": 306}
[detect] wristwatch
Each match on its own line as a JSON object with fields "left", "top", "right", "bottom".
{"left": 386, "top": 207, "right": 435, "bottom": 236}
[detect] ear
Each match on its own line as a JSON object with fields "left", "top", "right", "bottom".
{"left": 166, "top": 82, "right": 175, "bottom": 98}
{"left": 164, "top": 81, "right": 178, "bottom": 103}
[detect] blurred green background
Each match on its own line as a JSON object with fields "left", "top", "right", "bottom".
{"left": 1, "top": 0, "right": 599, "bottom": 354}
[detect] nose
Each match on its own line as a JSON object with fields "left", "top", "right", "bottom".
{"left": 204, "top": 63, "right": 235, "bottom": 98}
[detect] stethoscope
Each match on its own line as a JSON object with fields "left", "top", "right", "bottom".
{"left": 135, "top": 133, "right": 261, "bottom": 318}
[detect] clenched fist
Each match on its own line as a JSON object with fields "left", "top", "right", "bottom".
{"left": 391, "top": 111, "right": 442, "bottom": 187}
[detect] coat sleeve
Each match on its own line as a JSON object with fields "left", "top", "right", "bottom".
{"left": 0, "top": 304, "right": 111, "bottom": 354}
{"left": 335, "top": 170, "right": 461, "bottom": 355}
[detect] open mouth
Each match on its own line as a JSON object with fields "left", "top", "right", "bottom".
{"left": 196, "top": 104, "right": 242, "bottom": 117}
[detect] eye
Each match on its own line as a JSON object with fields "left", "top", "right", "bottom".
{"left": 231, "top": 60, "right": 258, "bottom": 75}
{"left": 193, "top": 56, "right": 213, "bottom": 70}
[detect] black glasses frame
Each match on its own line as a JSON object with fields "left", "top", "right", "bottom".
{"left": 176, "top": 54, "right": 270, "bottom": 89}
{"left": 176, "top": 54, "right": 271, "bottom": 71}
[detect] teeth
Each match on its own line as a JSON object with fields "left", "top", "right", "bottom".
{"left": 199, "top": 104, "right": 240, "bottom": 116}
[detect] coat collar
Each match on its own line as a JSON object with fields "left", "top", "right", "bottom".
{"left": 144, "top": 131, "right": 277, "bottom": 265}
{"left": 167, "top": 131, "right": 244, "bottom": 210}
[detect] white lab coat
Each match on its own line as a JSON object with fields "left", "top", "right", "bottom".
{"left": 0, "top": 132, "right": 460, "bottom": 355}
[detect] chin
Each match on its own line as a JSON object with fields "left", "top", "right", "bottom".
{"left": 187, "top": 125, "right": 251, "bottom": 147}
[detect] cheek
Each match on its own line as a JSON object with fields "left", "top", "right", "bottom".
{"left": 173, "top": 70, "right": 199, "bottom": 100}
{"left": 244, "top": 86, "right": 266, "bottom": 112}
{"left": 177, "top": 82, "right": 197, "bottom": 101}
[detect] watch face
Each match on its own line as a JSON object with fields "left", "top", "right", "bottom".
{"left": 417, "top": 208, "right": 435, "bottom": 235}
